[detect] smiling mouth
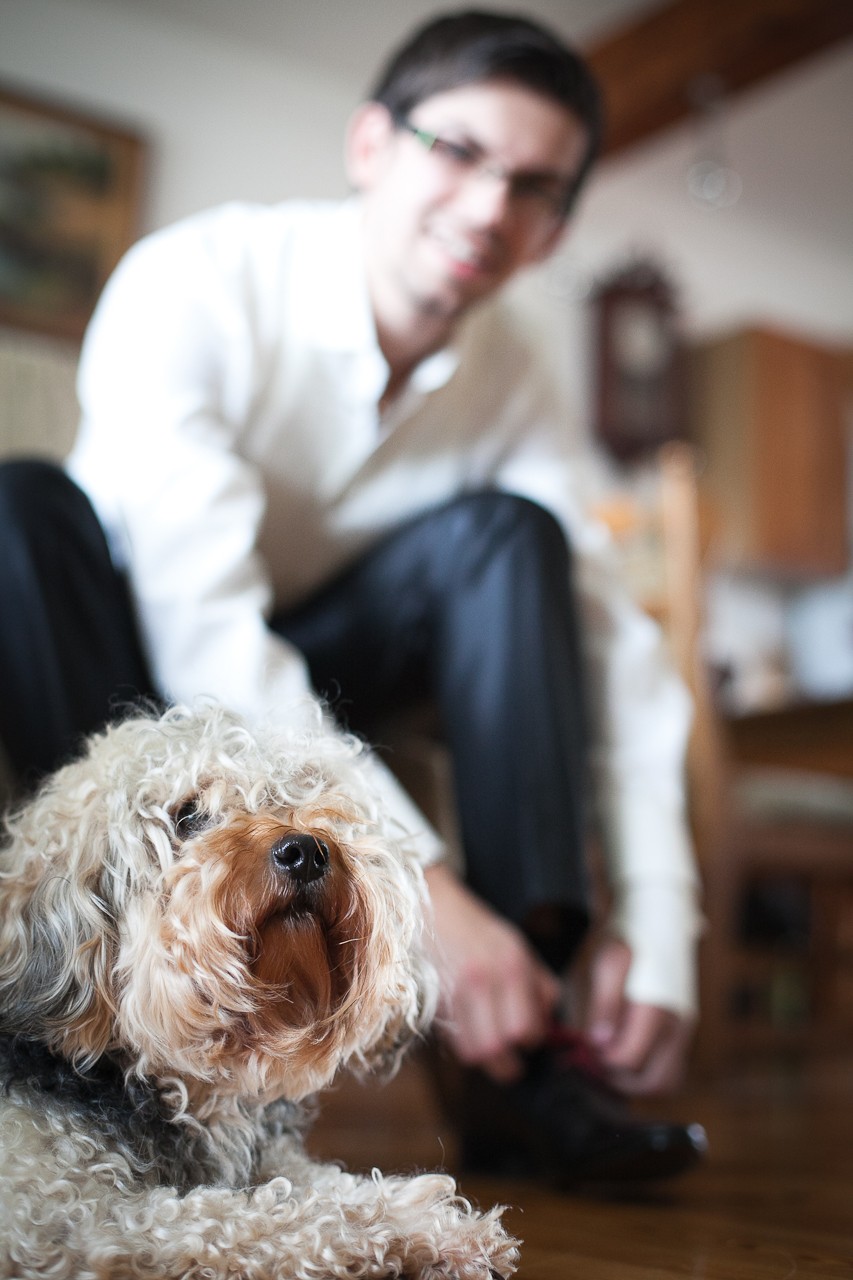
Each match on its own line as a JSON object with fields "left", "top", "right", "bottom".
{"left": 432, "top": 228, "right": 496, "bottom": 275}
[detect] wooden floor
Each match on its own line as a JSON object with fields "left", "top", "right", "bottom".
{"left": 308, "top": 1049, "right": 853, "bottom": 1279}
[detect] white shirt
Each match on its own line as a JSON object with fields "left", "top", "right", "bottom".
{"left": 69, "top": 198, "right": 702, "bottom": 1014}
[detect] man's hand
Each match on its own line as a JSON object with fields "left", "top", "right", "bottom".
{"left": 424, "top": 863, "right": 561, "bottom": 1083}
{"left": 583, "top": 936, "right": 694, "bottom": 1095}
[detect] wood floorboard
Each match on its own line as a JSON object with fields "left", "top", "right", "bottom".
{"left": 308, "top": 1051, "right": 853, "bottom": 1278}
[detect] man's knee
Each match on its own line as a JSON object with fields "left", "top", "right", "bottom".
{"left": 441, "top": 490, "right": 572, "bottom": 575}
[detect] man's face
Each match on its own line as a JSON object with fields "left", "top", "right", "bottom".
{"left": 348, "top": 79, "right": 589, "bottom": 332}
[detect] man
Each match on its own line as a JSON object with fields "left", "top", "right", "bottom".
{"left": 0, "top": 11, "right": 705, "bottom": 1180}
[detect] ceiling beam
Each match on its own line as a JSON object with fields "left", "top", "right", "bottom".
{"left": 584, "top": 0, "right": 853, "bottom": 157}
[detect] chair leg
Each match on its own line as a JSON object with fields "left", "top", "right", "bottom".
{"left": 694, "top": 854, "right": 741, "bottom": 1074}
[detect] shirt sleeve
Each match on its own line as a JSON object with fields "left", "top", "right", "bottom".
{"left": 69, "top": 220, "right": 444, "bottom": 867}
{"left": 490, "top": 350, "right": 703, "bottom": 1016}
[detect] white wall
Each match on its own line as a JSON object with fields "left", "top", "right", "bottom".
{"left": 0, "top": 0, "right": 355, "bottom": 233}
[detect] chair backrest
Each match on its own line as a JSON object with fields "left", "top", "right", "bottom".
{"left": 0, "top": 331, "right": 80, "bottom": 463}
{"left": 592, "top": 441, "right": 731, "bottom": 870}
{"left": 657, "top": 442, "right": 731, "bottom": 867}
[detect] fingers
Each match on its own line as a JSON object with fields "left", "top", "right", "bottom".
{"left": 446, "top": 930, "right": 560, "bottom": 1081}
{"left": 604, "top": 1008, "right": 693, "bottom": 1096}
{"left": 602, "top": 1002, "right": 675, "bottom": 1072}
{"left": 424, "top": 868, "right": 694, "bottom": 1095}
{"left": 424, "top": 864, "right": 560, "bottom": 1083}
{"left": 582, "top": 935, "right": 693, "bottom": 1096}
{"left": 584, "top": 936, "right": 631, "bottom": 1053}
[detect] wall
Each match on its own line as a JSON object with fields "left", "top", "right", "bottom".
{"left": 0, "top": 0, "right": 355, "bottom": 233}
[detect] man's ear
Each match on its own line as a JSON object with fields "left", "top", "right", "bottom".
{"left": 345, "top": 102, "right": 397, "bottom": 191}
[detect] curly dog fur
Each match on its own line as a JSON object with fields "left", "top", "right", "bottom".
{"left": 0, "top": 704, "right": 519, "bottom": 1279}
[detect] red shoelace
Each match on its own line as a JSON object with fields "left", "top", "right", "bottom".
{"left": 543, "top": 1023, "right": 610, "bottom": 1084}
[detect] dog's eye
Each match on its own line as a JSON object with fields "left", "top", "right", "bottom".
{"left": 172, "top": 800, "right": 209, "bottom": 839}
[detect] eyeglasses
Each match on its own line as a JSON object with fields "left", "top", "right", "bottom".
{"left": 396, "top": 117, "right": 574, "bottom": 224}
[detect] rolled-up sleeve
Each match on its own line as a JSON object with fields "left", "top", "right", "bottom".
{"left": 492, "top": 366, "right": 703, "bottom": 1015}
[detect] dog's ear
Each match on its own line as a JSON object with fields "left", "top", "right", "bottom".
{"left": 0, "top": 806, "right": 121, "bottom": 1065}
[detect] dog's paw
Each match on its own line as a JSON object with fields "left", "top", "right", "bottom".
{"left": 405, "top": 1202, "right": 521, "bottom": 1279}
{"left": 446, "top": 1211, "right": 520, "bottom": 1279}
{"left": 358, "top": 1171, "right": 520, "bottom": 1279}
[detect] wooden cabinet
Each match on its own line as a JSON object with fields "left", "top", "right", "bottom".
{"left": 688, "top": 327, "right": 849, "bottom": 578}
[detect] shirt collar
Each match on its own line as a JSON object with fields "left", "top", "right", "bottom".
{"left": 309, "top": 196, "right": 462, "bottom": 395}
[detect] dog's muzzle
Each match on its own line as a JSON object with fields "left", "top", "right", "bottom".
{"left": 270, "top": 833, "right": 330, "bottom": 887}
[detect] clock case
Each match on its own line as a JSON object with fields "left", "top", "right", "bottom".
{"left": 591, "top": 262, "right": 688, "bottom": 463}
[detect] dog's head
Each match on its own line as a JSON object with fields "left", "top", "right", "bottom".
{"left": 0, "top": 705, "right": 436, "bottom": 1101}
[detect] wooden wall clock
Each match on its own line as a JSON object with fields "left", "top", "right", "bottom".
{"left": 590, "top": 261, "right": 687, "bottom": 463}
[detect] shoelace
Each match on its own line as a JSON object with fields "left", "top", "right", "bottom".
{"left": 542, "top": 1023, "right": 611, "bottom": 1085}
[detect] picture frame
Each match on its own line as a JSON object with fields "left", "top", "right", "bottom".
{"left": 0, "top": 84, "right": 145, "bottom": 342}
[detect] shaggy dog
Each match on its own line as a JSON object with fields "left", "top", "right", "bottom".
{"left": 0, "top": 705, "right": 518, "bottom": 1279}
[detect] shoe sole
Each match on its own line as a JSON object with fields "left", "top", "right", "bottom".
{"left": 462, "top": 1124, "right": 708, "bottom": 1185}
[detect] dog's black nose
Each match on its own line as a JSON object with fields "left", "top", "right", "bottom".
{"left": 271, "top": 833, "right": 330, "bottom": 885}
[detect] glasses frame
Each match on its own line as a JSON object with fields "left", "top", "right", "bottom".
{"left": 395, "top": 116, "right": 574, "bottom": 224}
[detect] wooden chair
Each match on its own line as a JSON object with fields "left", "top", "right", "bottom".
{"left": 651, "top": 443, "right": 853, "bottom": 1072}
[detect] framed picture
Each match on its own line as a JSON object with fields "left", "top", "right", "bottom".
{"left": 0, "top": 85, "right": 145, "bottom": 342}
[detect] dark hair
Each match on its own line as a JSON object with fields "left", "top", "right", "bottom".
{"left": 368, "top": 9, "right": 603, "bottom": 214}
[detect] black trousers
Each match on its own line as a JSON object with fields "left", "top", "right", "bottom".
{"left": 0, "top": 459, "right": 591, "bottom": 966}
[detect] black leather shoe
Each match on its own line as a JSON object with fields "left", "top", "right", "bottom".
{"left": 447, "top": 1029, "right": 708, "bottom": 1185}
